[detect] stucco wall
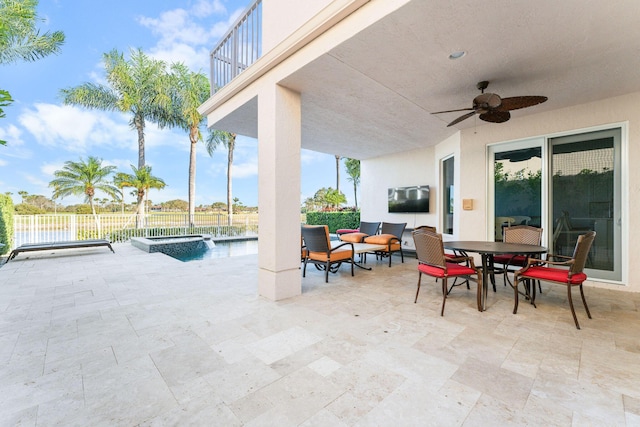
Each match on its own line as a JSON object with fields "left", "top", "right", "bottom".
{"left": 262, "top": 0, "right": 333, "bottom": 52}
{"left": 360, "top": 146, "right": 437, "bottom": 233}
{"left": 362, "top": 91, "right": 640, "bottom": 292}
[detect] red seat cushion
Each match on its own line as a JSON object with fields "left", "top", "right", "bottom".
{"left": 418, "top": 262, "right": 476, "bottom": 278}
{"left": 519, "top": 266, "right": 587, "bottom": 284}
{"left": 494, "top": 254, "right": 528, "bottom": 266}
{"left": 337, "top": 228, "right": 359, "bottom": 234}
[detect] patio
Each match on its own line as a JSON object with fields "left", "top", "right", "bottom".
{"left": 1, "top": 245, "right": 639, "bottom": 425}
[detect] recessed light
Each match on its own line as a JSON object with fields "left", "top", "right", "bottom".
{"left": 449, "top": 51, "right": 466, "bottom": 60}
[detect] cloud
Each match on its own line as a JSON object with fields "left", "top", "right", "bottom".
{"left": 0, "top": 124, "right": 32, "bottom": 160}
{"left": 21, "top": 172, "right": 52, "bottom": 195}
{"left": 18, "top": 103, "right": 134, "bottom": 153}
{"left": 232, "top": 157, "right": 258, "bottom": 178}
{"left": 137, "top": 2, "right": 244, "bottom": 71}
{"left": 40, "top": 162, "right": 63, "bottom": 177}
{"left": 301, "top": 149, "right": 326, "bottom": 165}
{"left": 191, "top": 0, "right": 227, "bottom": 18}
{"left": 0, "top": 158, "right": 7, "bottom": 167}
{"left": 105, "top": 158, "right": 135, "bottom": 170}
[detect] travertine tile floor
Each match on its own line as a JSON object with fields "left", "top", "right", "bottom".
{"left": 0, "top": 244, "right": 639, "bottom": 426}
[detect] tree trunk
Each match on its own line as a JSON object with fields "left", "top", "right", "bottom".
{"left": 335, "top": 155, "right": 340, "bottom": 192}
{"left": 353, "top": 182, "right": 358, "bottom": 209}
{"left": 136, "top": 190, "right": 145, "bottom": 229}
{"left": 227, "top": 143, "right": 233, "bottom": 227}
{"left": 188, "top": 127, "right": 198, "bottom": 227}
{"left": 89, "top": 197, "right": 102, "bottom": 237}
{"left": 135, "top": 114, "right": 146, "bottom": 169}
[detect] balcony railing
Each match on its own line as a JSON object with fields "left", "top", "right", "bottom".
{"left": 210, "top": 0, "right": 262, "bottom": 93}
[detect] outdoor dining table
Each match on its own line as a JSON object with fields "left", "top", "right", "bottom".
{"left": 443, "top": 241, "right": 547, "bottom": 311}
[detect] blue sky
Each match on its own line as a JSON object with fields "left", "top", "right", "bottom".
{"left": 0, "top": 0, "right": 356, "bottom": 208}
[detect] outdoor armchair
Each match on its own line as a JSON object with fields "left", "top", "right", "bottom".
{"left": 301, "top": 225, "right": 355, "bottom": 283}
{"left": 363, "top": 222, "right": 406, "bottom": 267}
{"left": 338, "top": 221, "right": 380, "bottom": 243}
{"left": 513, "top": 231, "right": 596, "bottom": 329}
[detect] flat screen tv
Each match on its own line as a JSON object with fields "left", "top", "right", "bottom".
{"left": 388, "top": 185, "right": 430, "bottom": 213}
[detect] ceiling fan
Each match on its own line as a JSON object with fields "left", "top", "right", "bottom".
{"left": 432, "top": 81, "right": 547, "bottom": 127}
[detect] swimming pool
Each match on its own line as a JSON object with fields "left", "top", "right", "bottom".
{"left": 169, "top": 239, "right": 258, "bottom": 262}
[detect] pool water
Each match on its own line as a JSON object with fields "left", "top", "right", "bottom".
{"left": 169, "top": 239, "right": 258, "bottom": 262}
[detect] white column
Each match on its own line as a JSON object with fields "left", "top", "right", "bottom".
{"left": 257, "top": 84, "right": 302, "bottom": 300}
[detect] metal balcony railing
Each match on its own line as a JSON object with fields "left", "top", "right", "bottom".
{"left": 210, "top": 0, "right": 262, "bottom": 93}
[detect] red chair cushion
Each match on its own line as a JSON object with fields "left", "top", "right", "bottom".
{"left": 519, "top": 266, "right": 587, "bottom": 284}
{"left": 493, "top": 254, "right": 528, "bottom": 266}
{"left": 418, "top": 262, "right": 476, "bottom": 278}
{"left": 337, "top": 228, "right": 359, "bottom": 234}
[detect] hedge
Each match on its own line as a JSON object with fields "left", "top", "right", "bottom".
{"left": 0, "top": 194, "right": 14, "bottom": 255}
{"left": 305, "top": 211, "right": 360, "bottom": 233}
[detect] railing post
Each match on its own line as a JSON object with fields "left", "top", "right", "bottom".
{"left": 29, "top": 215, "right": 35, "bottom": 244}
{"left": 71, "top": 215, "right": 77, "bottom": 241}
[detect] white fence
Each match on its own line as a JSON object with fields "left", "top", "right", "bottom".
{"left": 12, "top": 213, "right": 259, "bottom": 249}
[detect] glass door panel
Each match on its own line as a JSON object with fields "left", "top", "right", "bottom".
{"left": 550, "top": 128, "right": 621, "bottom": 280}
{"left": 493, "top": 146, "right": 542, "bottom": 241}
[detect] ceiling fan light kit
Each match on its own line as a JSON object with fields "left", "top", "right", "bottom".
{"left": 432, "top": 81, "right": 547, "bottom": 127}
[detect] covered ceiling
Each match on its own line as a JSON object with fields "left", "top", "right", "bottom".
{"left": 274, "top": 0, "right": 640, "bottom": 160}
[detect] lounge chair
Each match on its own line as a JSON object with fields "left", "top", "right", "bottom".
{"left": 7, "top": 239, "right": 115, "bottom": 262}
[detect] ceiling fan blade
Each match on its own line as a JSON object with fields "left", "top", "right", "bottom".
{"left": 432, "top": 107, "right": 474, "bottom": 115}
{"left": 447, "top": 111, "right": 477, "bottom": 127}
{"left": 479, "top": 110, "right": 511, "bottom": 123}
{"left": 497, "top": 96, "right": 548, "bottom": 111}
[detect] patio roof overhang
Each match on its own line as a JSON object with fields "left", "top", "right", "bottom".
{"left": 201, "top": 0, "right": 640, "bottom": 160}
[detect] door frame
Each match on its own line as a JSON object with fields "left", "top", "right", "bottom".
{"left": 487, "top": 122, "right": 628, "bottom": 284}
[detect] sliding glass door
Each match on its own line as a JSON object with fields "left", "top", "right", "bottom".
{"left": 550, "top": 128, "right": 621, "bottom": 281}
{"left": 489, "top": 127, "right": 622, "bottom": 282}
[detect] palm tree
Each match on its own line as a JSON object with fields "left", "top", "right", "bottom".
{"left": 49, "top": 156, "right": 118, "bottom": 235}
{"left": 344, "top": 158, "right": 360, "bottom": 209}
{"left": 0, "top": 0, "right": 64, "bottom": 145}
{"left": 112, "top": 172, "right": 130, "bottom": 215}
{"left": 116, "top": 165, "right": 166, "bottom": 225}
{"left": 206, "top": 130, "right": 236, "bottom": 226}
{"left": 0, "top": 0, "right": 65, "bottom": 64}
{"left": 59, "top": 48, "right": 172, "bottom": 209}
{"left": 166, "top": 63, "right": 210, "bottom": 224}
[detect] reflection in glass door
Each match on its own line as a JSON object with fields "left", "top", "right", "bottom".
{"left": 550, "top": 129, "right": 621, "bottom": 281}
{"left": 492, "top": 145, "right": 542, "bottom": 241}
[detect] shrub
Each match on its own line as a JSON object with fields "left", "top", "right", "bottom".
{"left": 0, "top": 194, "right": 14, "bottom": 255}
{"left": 305, "top": 211, "right": 360, "bottom": 233}
{"left": 14, "top": 203, "right": 46, "bottom": 215}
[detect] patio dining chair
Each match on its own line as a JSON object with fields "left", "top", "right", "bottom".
{"left": 493, "top": 225, "right": 543, "bottom": 291}
{"left": 301, "top": 225, "right": 355, "bottom": 283}
{"left": 513, "top": 230, "right": 596, "bottom": 329}
{"left": 415, "top": 225, "right": 470, "bottom": 289}
{"left": 363, "top": 222, "right": 406, "bottom": 267}
{"left": 412, "top": 229, "right": 482, "bottom": 315}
